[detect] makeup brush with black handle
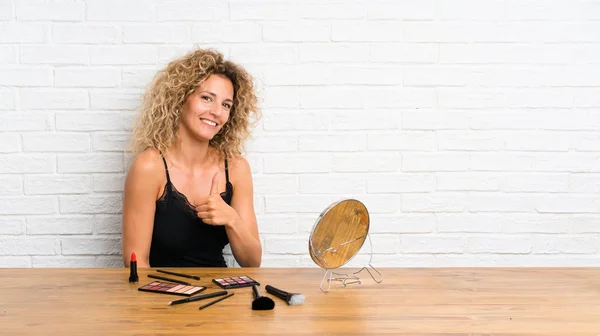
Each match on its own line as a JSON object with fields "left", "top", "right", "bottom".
{"left": 265, "top": 284, "right": 305, "bottom": 306}
{"left": 251, "top": 285, "right": 274, "bottom": 310}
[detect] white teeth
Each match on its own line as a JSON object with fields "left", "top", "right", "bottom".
{"left": 201, "top": 119, "right": 217, "bottom": 127}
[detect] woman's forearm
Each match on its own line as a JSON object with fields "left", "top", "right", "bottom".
{"left": 225, "top": 216, "right": 262, "bottom": 267}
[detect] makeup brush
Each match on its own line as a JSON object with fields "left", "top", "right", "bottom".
{"left": 265, "top": 284, "right": 305, "bottom": 306}
{"left": 251, "top": 285, "right": 274, "bottom": 310}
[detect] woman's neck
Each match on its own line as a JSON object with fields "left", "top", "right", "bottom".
{"left": 169, "top": 130, "right": 214, "bottom": 170}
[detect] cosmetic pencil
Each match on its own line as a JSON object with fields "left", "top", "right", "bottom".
{"left": 157, "top": 269, "right": 201, "bottom": 280}
{"left": 148, "top": 274, "right": 191, "bottom": 286}
{"left": 168, "top": 291, "right": 228, "bottom": 306}
{"left": 199, "top": 293, "right": 234, "bottom": 310}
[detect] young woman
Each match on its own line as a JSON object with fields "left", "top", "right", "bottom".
{"left": 122, "top": 48, "right": 262, "bottom": 268}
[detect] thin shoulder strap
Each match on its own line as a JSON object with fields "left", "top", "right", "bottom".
{"left": 161, "top": 156, "right": 171, "bottom": 182}
{"left": 224, "top": 157, "right": 230, "bottom": 183}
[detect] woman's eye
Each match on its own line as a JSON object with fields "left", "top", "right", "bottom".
{"left": 223, "top": 103, "right": 231, "bottom": 109}
{"left": 201, "top": 95, "right": 212, "bottom": 102}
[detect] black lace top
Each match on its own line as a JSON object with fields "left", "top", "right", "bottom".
{"left": 149, "top": 156, "right": 233, "bottom": 267}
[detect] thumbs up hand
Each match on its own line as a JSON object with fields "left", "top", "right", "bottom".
{"left": 196, "top": 172, "right": 236, "bottom": 227}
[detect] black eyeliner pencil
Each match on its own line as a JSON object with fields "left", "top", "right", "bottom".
{"left": 169, "top": 291, "right": 228, "bottom": 306}
{"left": 199, "top": 293, "right": 234, "bottom": 310}
{"left": 148, "top": 274, "right": 191, "bottom": 285}
{"left": 158, "top": 269, "right": 201, "bottom": 280}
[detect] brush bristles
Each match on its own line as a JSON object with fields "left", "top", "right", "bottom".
{"left": 287, "top": 294, "right": 305, "bottom": 306}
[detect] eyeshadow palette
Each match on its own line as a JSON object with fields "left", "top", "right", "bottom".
{"left": 138, "top": 281, "right": 206, "bottom": 297}
{"left": 212, "top": 275, "right": 260, "bottom": 289}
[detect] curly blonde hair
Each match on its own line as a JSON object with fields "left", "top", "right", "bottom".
{"left": 129, "top": 48, "right": 261, "bottom": 160}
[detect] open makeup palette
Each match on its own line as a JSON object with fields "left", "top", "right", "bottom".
{"left": 138, "top": 281, "right": 206, "bottom": 297}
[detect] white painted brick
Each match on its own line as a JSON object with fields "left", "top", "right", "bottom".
{"left": 0, "top": 133, "right": 21, "bottom": 153}
{"left": 402, "top": 193, "right": 467, "bottom": 213}
{"left": 245, "top": 153, "right": 263, "bottom": 174}
{"left": 0, "top": 175, "right": 22, "bottom": 195}
{"left": 0, "top": 22, "right": 47, "bottom": 43}
{"left": 265, "top": 195, "right": 332, "bottom": 213}
{"left": 230, "top": 44, "right": 297, "bottom": 65}
{"left": 52, "top": 23, "right": 120, "bottom": 43}
{"left": 16, "top": 0, "right": 83, "bottom": 21}
{"left": 368, "top": 1, "right": 433, "bottom": 19}
{"left": 0, "top": 154, "right": 55, "bottom": 174}
{"left": 575, "top": 45, "right": 600, "bottom": 64}
{"left": 365, "top": 234, "right": 399, "bottom": 254}
{"left": 299, "top": 43, "right": 367, "bottom": 63}
{"left": 25, "top": 174, "right": 92, "bottom": 195}
{"left": 574, "top": 89, "right": 600, "bottom": 107}
{"left": 0, "top": 112, "right": 53, "bottom": 131}
{"left": 536, "top": 154, "right": 600, "bottom": 173}
{"left": 571, "top": 132, "right": 600, "bottom": 151}
{"left": 535, "top": 195, "right": 600, "bottom": 214}
{"left": 123, "top": 24, "right": 189, "bottom": 44}
{"left": 264, "top": 22, "right": 330, "bottom": 42}
{"left": 156, "top": 1, "right": 227, "bottom": 21}
{"left": 90, "top": 45, "right": 158, "bottom": 65}
{"left": 0, "top": 45, "right": 17, "bottom": 63}
{"left": 404, "top": 66, "right": 471, "bottom": 87}
{"left": 256, "top": 215, "right": 298, "bottom": 234}
{"left": 367, "top": 173, "right": 433, "bottom": 193}
{"left": 90, "top": 90, "right": 140, "bottom": 110}
{"left": 299, "top": 134, "right": 366, "bottom": 152}
{"left": 537, "top": 110, "right": 600, "bottom": 130}
{"left": 21, "top": 45, "right": 87, "bottom": 65}
{"left": 469, "top": 23, "right": 600, "bottom": 43}
{"left": 299, "top": 174, "right": 365, "bottom": 194}
{"left": 0, "top": 87, "right": 15, "bottom": 110}
{"left": 299, "top": 87, "right": 364, "bottom": 108}
{"left": 86, "top": 0, "right": 154, "bottom": 21}
{"left": 332, "top": 152, "right": 401, "bottom": 173}
{"left": 437, "top": 131, "right": 504, "bottom": 151}
{"left": 23, "top": 133, "right": 90, "bottom": 152}
{"left": 402, "top": 110, "right": 470, "bottom": 130}
{"left": 353, "top": 195, "right": 400, "bottom": 214}
{"left": 55, "top": 67, "right": 120, "bottom": 87}
{"left": 438, "top": 88, "right": 573, "bottom": 108}
{"left": 122, "top": 68, "right": 156, "bottom": 88}
{"left": 260, "top": 256, "right": 313, "bottom": 267}
{"left": 532, "top": 235, "right": 598, "bottom": 254}
{"left": 570, "top": 174, "right": 600, "bottom": 193}
{"left": 20, "top": 89, "right": 88, "bottom": 110}
{"left": 266, "top": 237, "right": 307, "bottom": 254}
{"left": 501, "top": 214, "right": 570, "bottom": 234}
{"left": 230, "top": 1, "right": 299, "bottom": 20}
{"left": 264, "top": 154, "right": 331, "bottom": 173}
{"left": 247, "top": 135, "right": 297, "bottom": 152}
{"left": 264, "top": 64, "right": 402, "bottom": 86}
{"left": 158, "top": 45, "right": 204, "bottom": 64}
{"left": 192, "top": 23, "right": 261, "bottom": 43}
{"left": 57, "top": 154, "right": 123, "bottom": 173}
{"left": 369, "top": 43, "right": 438, "bottom": 63}
{"left": 440, "top": 44, "right": 574, "bottom": 64}
{"left": 92, "top": 132, "right": 128, "bottom": 151}
{"left": 331, "top": 110, "right": 399, "bottom": 131}
{"left": 404, "top": 23, "right": 471, "bottom": 43}
{"left": 56, "top": 112, "right": 126, "bottom": 131}
{"left": 263, "top": 110, "right": 327, "bottom": 131}
{"left": 253, "top": 175, "right": 297, "bottom": 195}
{"left": 254, "top": 194, "right": 265, "bottom": 215}
{"left": 368, "top": 131, "right": 435, "bottom": 151}
{"left": 59, "top": 195, "right": 122, "bottom": 214}
{"left": 436, "top": 173, "right": 501, "bottom": 192}
{"left": 61, "top": 237, "right": 121, "bottom": 255}
{"left": 401, "top": 235, "right": 465, "bottom": 254}
{"left": 471, "top": 153, "right": 536, "bottom": 172}
{"left": 505, "top": 132, "right": 571, "bottom": 152}
{"left": 469, "top": 193, "right": 535, "bottom": 212}
{"left": 502, "top": 173, "right": 569, "bottom": 193}
{"left": 403, "top": 153, "right": 469, "bottom": 172}
{"left": 94, "top": 215, "right": 121, "bottom": 234}
{"left": 437, "top": 213, "right": 503, "bottom": 233}
{"left": 472, "top": 67, "right": 600, "bottom": 87}
{"left": 366, "top": 88, "right": 435, "bottom": 109}
{"left": 332, "top": 22, "right": 402, "bottom": 42}
{"left": 0, "top": 196, "right": 56, "bottom": 215}
{"left": 0, "top": 237, "right": 59, "bottom": 255}
{"left": 0, "top": 0, "right": 13, "bottom": 20}
{"left": 370, "top": 214, "right": 436, "bottom": 234}
{"left": 32, "top": 256, "right": 95, "bottom": 267}
{"left": 262, "top": 88, "right": 299, "bottom": 108}
{"left": 467, "top": 237, "right": 532, "bottom": 254}
{"left": 27, "top": 216, "right": 93, "bottom": 235}
{"left": 0, "top": 257, "right": 31, "bottom": 267}
{"left": 95, "top": 256, "right": 123, "bottom": 267}
{"left": 0, "top": 67, "right": 52, "bottom": 86}
{"left": 92, "top": 174, "right": 124, "bottom": 192}
{"left": 570, "top": 216, "right": 600, "bottom": 233}
{"left": 470, "top": 110, "right": 539, "bottom": 130}
{"left": 0, "top": 217, "right": 25, "bottom": 235}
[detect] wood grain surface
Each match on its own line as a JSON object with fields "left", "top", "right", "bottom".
{"left": 1, "top": 267, "right": 600, "bottom": 335}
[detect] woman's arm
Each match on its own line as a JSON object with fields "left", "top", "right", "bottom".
{"left": 224, "top": 156, "right": 262, "bottom": 267}
{"left": 121, "top": 149, "right": 163, "bottom": 268}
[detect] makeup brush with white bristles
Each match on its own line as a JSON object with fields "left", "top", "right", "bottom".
{"left": 265, "top": 285, "right": 305, "bottom": 306}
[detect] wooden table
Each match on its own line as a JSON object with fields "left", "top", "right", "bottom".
{"left": 1, "top": 267, "right": 599, "bottom": 335}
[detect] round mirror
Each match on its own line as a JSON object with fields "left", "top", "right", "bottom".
{"left": 308, "top": 199, "right": 370, "bottom": 269}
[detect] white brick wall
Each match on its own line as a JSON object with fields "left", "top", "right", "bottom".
{"left": 1, "top": 0, "right": 600, "bottom": 268}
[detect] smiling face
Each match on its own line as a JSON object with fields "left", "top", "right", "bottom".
{"left": 179, "top": 74, "right": 234, "bottom": 143}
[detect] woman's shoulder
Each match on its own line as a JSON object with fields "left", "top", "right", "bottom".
{"left": 224, "top": 154, "right": 253, "bottom": 183}
{"left": 126, "top": 148, "right": 166, "bottom": 180}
